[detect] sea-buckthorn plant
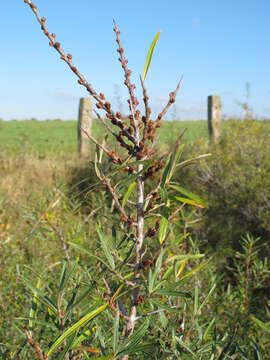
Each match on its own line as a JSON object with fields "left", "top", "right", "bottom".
{"left": 20, "top": 1, "right": 218, "bottom": 359}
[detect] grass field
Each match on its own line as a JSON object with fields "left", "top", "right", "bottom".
{"left": 0, "top": 119, "right": 208, "bottom": 155}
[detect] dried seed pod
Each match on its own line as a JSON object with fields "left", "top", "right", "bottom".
{"left": 70, "top": 65, "right": 77, "bottom": 72}
{"left": 54, "top": 41, "right": 61, "bottom": 49}
{"left": 136, "top": 295, "right": 144, "bottom": 305}
{"left": 145, "top": 227, "right": 156, "bottom": 238}
{"left": 105, "top": 101, "right": 111, "bottom": 110}
{"left": 116, "top": 111, "right": 122, "bottom": 119}
{"left": 135, "top": 110, "right": 140, "bottom": 120}
{"left": 169, "top": 91, "right": 176, "bottom": 104}
{"left": 106, "top": 112, "right": 113, "bottom": 120}
{"left": 96, "top": 102, "right": 102, "bottom": 109}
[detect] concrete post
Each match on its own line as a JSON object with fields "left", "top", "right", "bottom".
{"left": 78, "top": 97, "right": 92, "bottom": 156}
{"left": 208, "top": 95, "right": 222, "bottom": 143}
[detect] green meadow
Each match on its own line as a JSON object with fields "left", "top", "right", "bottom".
{"left": 0, "top": 119, "right": 208, "bottom": 155}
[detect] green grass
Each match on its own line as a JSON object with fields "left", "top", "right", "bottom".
{"left": 0, "top": 119, "right": 208, "bottom": 155}
{"left": 0, "top": 120, "right": 77, "bottom": 155}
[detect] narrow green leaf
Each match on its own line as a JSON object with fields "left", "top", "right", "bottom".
{"left": 64, "top": 284, "right": 80, "bottom": 321}
{"left": 161, "top": 144, "right": 185, "bottom": 188}
{"left": 252, "top": 340, "right": 263, "bottom": 360}
{"left": 66, "top": 287, "right": 96, "bottom": 321}
{"left": 121, "top": 342, "right": 157, "bottom": 356}
{"left": 152, "top": 279, "right": 167, "bottom": 292}
{"left": 203, "top": 317, "right": 215, "bottom": 341}
{"left": 113, "top": 307, "right": 120, "bottom": 353}
{"left": 59, "top": 259, "right": 78, "bottom": 293}
{"left": 118, "top": 320, "right": 149, "bottom": 355}
{"left": 176, "top": 153, "right": 212, "bottom": 169}
{"left": 96, "top": 225, "right": 115, "bottom": 270}
{"left": 163, "top": 265, "right": 174, "bottom": 279}
{"left": 29, "top": 277, "right": 42, "bottom": 334}
{"left": 179, "top": 261, "right": 208, "bottom": 282}
{"left": 168, "top": 143, "right": 184, "bottom": 182}
{"left": 194, "top": 284, "right": 199, "bottom": 315}
{"left": 94, "top": 146, "right": 102, "bottom": 179}
{"left": 160, "top": 188, "right": 168, "bottom": 204}
{"left": 150, "top": 300, "right": 181, "bottom": 312}
{"left": 47, "top": 303, "right": 107, "bottom": 357}
{"left": 142, "top": 30, "right": 161, "bottom": 82}
{"left": 173, "top": 196, "right": 205, "bottom": 208}
{"left": 251, "top": 316, "right": 270, "bottom": 335}
{"left": 68, "top": 241, "right": 111, "bottom": 270}
{"left": 122, "top": 181, "right": 136, "bottom": 209}
{"left": 159, "top": 310, "right": 167, "bottom": 329}
{"left": 148, "top": 268, "right": 153, "bottom": 294}
{"left": 21, "top": 277, "right": 57, "bottom": 315}
{"left": 175, "top": 336, "right": 196, "bottom": 356}
{"left": 149, "top": 250, "right": 164, "bottom": 294}
{"left": 169, "top": 184, "right": 207, "bottom": 208}
{"left": 16, "top": 317, "right": 56, "bottom": 329}
{"left": 71, "top": 329, "right": 92, "bottom": 349}
{"left": 57, "top": 332, "right": 77, "bottom": 360}
{"left": 59, "top": 263, "right": 67, "bottom": 292}
{"left": 158, "top": 216, "right": 168, "bottom": 245}
{"left": 197, "top": 283, "right": 216, "bottom": 314}
{"left": 161, "top": 154, "right": 172, "bottom": 188}
{"left": 154, "top": 288, "right": 192, "bottom": 298}
{"left": 196, "top": 321, "right": 203, "bottom": 341}
{"left": 167, "top": 254, "right": 204, "bottom": 263}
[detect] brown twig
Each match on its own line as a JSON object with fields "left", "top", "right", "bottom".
{"left": 26, "top": 331, "right": 48, "bottom": 360}
{"left": 102, "top": 175, "right": 128, "bottom": 222}
{"left": 94, "top": 111, "right": 133, "bottom": 153}
{"left": 140, "top": 76, "right": 152, "bottom": 142}
{"left": 168, "top": 204, "right": 186, "bottom": 222}
{"left": 24, "top": 0, "right": 137, "bottom": 146}
{"left": 155, "top": 77, "right": 183, "bottom": 128}
{"left": 113, "top": 20, "right": 139, "bottom": 134}
{"left": 81, "top": 127, "right": 123, "bottom": 164}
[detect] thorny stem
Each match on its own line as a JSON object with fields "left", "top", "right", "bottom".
{"left": 23, "top": 2, "right": 182, "bottom": 357}
{"left": 124, "top": 162, "right": 144, "bottom": 338}
{"left": 113, "top": 21, "right": 145, "bottom": 341}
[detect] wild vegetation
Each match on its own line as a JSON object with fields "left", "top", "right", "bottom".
{"left": 1, "top": 118, "right": 270, "bottom": 359}
{"left": 0, "top": 0, "right": 269, "bottom": 358}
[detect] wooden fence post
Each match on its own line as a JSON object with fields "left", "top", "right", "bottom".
{"left": 208, "top": 95, "right": 222, "bottom": 143}
{"left": 78, "top": 97, "right": 92, "bottom": 156}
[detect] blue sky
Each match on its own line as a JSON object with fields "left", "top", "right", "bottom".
{"left": 1, "top": 0, "right": 270, "bottom": 120}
